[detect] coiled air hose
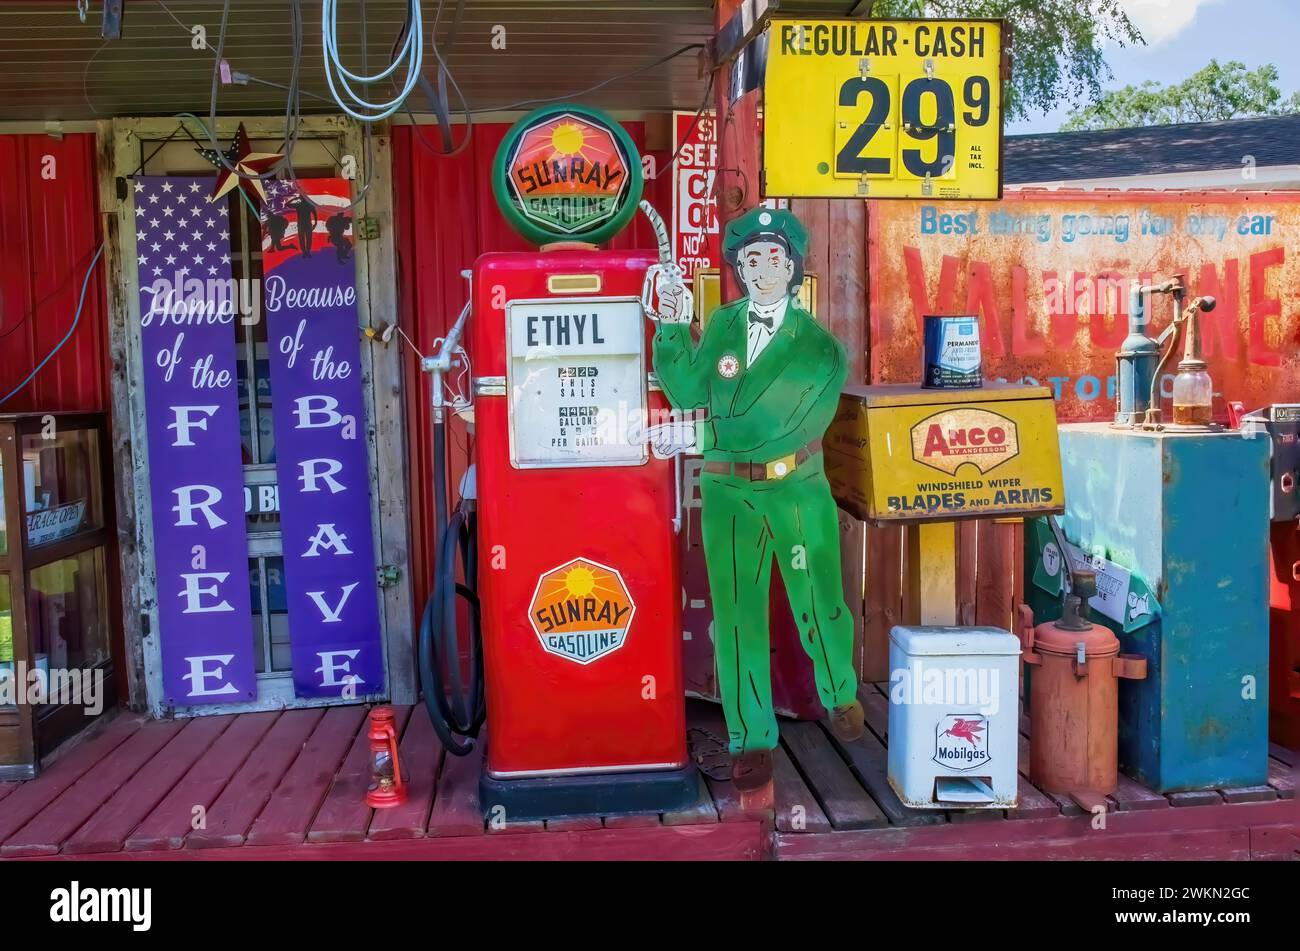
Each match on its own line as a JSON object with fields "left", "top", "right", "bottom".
{"left": 418, "top": 411, "right": 485, "bottom": 755}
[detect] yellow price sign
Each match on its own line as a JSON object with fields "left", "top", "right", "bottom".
{"left": 763, "top": 18, "right": 1005, "bottom": 200}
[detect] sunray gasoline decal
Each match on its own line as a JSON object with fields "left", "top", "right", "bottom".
{"left": 528, "top": 558, "right": 636, "bottom": 664}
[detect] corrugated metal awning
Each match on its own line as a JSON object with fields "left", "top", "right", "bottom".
{"left": 1, "top": 0, "right": 862, "bottom": 122}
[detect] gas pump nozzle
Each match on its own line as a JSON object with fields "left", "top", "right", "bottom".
{"left": 421, "top": 299, "right": 472, "bottom": 424}
{"left": 638, "top": 200, "right": 694, "bottom": 324}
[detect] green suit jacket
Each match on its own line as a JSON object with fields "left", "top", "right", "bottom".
{"left": 651, "top": 297, "right": 848, "bottom": 463}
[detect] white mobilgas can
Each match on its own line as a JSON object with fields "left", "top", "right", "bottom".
{"left": 887, "top": 625, "right": 1021, "bottom": 809}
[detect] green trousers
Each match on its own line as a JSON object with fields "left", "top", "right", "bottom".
{"left": 701, "top": 454, "right": 858, "bottom": 755}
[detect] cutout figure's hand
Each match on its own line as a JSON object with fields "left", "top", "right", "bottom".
{"left": 645, "top": 420, "right": 697, "bottom": 459}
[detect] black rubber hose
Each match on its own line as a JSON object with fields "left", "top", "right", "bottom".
{"left": 419, "top": 415, "right": 484, "bottom": 755}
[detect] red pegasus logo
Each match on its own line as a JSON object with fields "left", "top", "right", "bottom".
{"left": 941, "top": 718, "right": 985, "bottom": 747}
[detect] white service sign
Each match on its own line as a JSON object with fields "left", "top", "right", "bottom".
{"left": 508, "top": 298, "right": 647, "bottom": 468}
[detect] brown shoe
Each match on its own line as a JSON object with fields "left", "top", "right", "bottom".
{"left": 830, "top": 700, "right": 865, "bottom": 742}
{"left": 731, "top": 751, "right": 774, "bottom": 791}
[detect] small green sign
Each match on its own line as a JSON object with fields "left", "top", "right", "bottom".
{"left": 1027, "top": 519, "right": 1161, "bottom": 634}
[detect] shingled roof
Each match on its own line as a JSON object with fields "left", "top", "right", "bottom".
{"left": 1003, "top": 113, "right": 1300, "bottom": 184}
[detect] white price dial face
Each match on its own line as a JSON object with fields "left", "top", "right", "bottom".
{"left": 507, "top": 297, "right": 647, "bottom": 469}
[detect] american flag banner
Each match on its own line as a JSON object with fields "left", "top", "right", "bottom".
{"left": 259, "top": 178, "right": 385, "bottom": 699}
{"left": 133, "top": 176, "right": 257, "bottom": 706}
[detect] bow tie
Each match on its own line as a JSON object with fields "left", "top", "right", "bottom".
{"left": 749, "top": 311, "right": 774, "bottom": 329}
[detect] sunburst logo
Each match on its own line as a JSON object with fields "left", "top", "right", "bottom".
{"left": 528, "top": 557, "right": 636, "bottom": 665}
{"left": 549, "top": 121, "right": 588, "bottom": 159}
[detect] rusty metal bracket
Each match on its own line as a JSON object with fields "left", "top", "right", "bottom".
{"left": 102, "top": 0, "right": 124, "bottom": 39}
{"left": 1114, "top": 654, "right": 1148, "bottom": 680}
{"left": 1016, "top": 603, "right": 1041, "bottom": 665}
{"left": 708, "top": 0, "right": 777, "bottom": 72}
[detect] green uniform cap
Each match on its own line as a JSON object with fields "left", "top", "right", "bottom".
{"left": 722, "top": 206, "right": 809, "bottom": 261}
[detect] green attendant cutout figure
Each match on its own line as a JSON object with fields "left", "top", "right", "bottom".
{"left": 640, "top": 205, "right": 865, "bottom": 791}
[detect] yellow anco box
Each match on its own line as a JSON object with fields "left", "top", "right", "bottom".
{"left": 825, "top": 382, "right": 1065, "bottom": 525}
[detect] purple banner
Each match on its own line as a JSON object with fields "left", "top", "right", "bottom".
{"left": 261, "top": 178, "right": 384, "bottom": 698}
{"left": 135, "top": 176, "right": 257, "bottom": 706}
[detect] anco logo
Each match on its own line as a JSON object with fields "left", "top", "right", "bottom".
{"left": 528, "top": 557, "right": 635, "bottom": 665}
{"left": 910, "top": 408, "right": 1019, "bottom": 475}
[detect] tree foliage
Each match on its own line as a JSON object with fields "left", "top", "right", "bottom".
{"left": 865, "top": 0, "right": 1144, "bottom": 121}
{"left": 1061, "top": 59, "right": 1300, "bottom": 130}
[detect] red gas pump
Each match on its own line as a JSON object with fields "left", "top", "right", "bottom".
{"left": 418, "top": 106, "right": 695, "bottom": 819}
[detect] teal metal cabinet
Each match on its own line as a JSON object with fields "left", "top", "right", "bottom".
{"left": 1028, "top": 423, "right": 1270, "bottom": 793}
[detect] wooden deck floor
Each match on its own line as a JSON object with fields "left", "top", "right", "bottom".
{"left": 765, "top": 684, "right": 1297, "bottom": 860}
{"left": 0, "top": 688, "right": 1293, "bottom": 861}
{"left": 0, "top": 703, "right": 762, "bottom": 860}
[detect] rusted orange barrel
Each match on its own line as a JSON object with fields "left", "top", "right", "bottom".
{"left": 1017, "top": 575, "right": 1147, "bottom": 802}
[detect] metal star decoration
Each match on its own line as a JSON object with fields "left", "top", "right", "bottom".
{"left": 196, "top": 122, "right": 283, "bottom": 206}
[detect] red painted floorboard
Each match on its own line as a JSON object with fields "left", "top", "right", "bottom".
{"left": 19, "top": 820, "right": 766, "bottom": 861}
{"left": 1267, "top": 758, "right": 1295, "bottom": 799}
{"left": 3, "top": 718, "right": 185, "bottom": 857}
{"left": 367, "top": 703, "right": 444, "bottom": 840}
{"left": 125, "top": 711, "right": 279, "bottom": 851}
{"left": 308, "top": 705, "right": 413, "bottom": 844}
{"left": 601, "top": 812, "right": 662, "bottom": 829}
{"left": 0, "top": 714, "right": 143, "bottom": 844}
{"left": 1111, "top": 772, "right": 1171, "bottom": 811}
{"left": 245, "top": 705, "right": 368, "bottom": 847}
{"left": 63, "top": 715, "right": 233, "bottom": 855}
{"left": 426, "top": 741, "right": 486, "bottom": 838}
{"left": 187, "top": 708, "right": 325, "bottom": 849}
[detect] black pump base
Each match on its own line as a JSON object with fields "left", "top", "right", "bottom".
{"left": 479, "top": 763, "right": 698, "bottom": 822}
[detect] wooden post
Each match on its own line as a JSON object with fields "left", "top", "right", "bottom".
{"left": 715, "top": 0, "right": 761, "bottom": 301}
{"left": 713, "top": 0, "right": 771, "bottom": 805}
{"left": 906, "top": 522, "right": 959, "bottom": 625}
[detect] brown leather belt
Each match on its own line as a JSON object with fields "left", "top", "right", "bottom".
{"left": 703, "top": 438, "right": 823, "bottom": 482}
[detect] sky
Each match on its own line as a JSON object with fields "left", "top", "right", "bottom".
{"left": 1007, "top": 0, "right": 1300, "bottom": 133}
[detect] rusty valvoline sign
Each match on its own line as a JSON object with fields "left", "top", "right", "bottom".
{"left": 528, "top": 557, "right": 636, "bottom": 664}
{"left": 824, "top": 382, "right": 1065, "bottom": 523}
{"left": 868, "top": 191, "right": 1300, "bottom": 422}
{"left": 763, "top": 17, "right": 1005, "bottom": 199}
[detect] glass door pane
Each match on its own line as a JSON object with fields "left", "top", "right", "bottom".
{"left": 22, "top": 427, "right": 102, "bottom": 548}
{"left": 27, "top": 547, "right": 109, "bottom": 709}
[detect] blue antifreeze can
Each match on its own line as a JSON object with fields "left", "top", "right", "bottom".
{"left": 923, "top": 314, "right": 982, "bottom": 388}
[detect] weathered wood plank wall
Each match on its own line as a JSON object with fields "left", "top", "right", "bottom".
{"left": 795, "top": 199, "right": 1021, "bottom": 682}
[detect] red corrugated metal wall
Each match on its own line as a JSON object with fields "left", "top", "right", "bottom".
{"left": 392, "top": 120, "right": 672, "bottom": 613}
{"left": 0, "top": 132, "right": 109, "bottom": 413}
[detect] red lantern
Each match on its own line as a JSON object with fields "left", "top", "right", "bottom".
{"left": 365, "top": 706, "right": 407, "bottom": 808}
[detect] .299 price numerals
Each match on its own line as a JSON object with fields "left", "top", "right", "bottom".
{"left": 836, "top": 74, "right": 991, "bottom": 178}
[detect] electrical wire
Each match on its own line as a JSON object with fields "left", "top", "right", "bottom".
{"left": 653, "top": 71, "right": 715, "bottom": 180}
{"left": 0, "top": 243, "right": 104, "bottom": 407}
{"left": 322, "top": 0, "right": 423, "bottom": 121}
{"left": 0, "top": 244, "right": 104, "bottom": 347}
{"left": 0, "top": 120, "right": 189, "bottom": 357}
{"left": 400, "top": 38, "right": 708, "bottom": 160}
{"left": 206, "top": 0, "right": 302, "bottom": 181}
{"left": 473, "top": 43, "right": 707, "bottom": 114}
{"left": 401, "top": 0, "right": 474, "bottom": 159}
{"left": 192, "top": 0, "right": 376, "bottom": 211}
